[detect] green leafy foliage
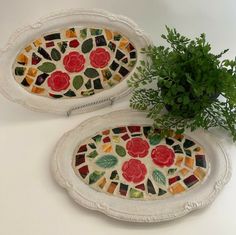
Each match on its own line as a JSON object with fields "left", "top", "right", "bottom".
{"left": 129, "top": 26, "right": 236, "bottom": 141}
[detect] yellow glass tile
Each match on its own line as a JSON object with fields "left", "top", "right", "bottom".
{"left": 185, "top": 157, "right": 194, "bottom": 169}
{"left": 167, "top": 129, "right": 175, "bottom": 137}
{"left": 119, "top": 38, "right": 129, "bottom": 50}
{"left": 105, "top": 29, "right": 113, "bottom": 40}
{"left": 194, "top": 167, "right": 206, "bottom": 180}
{"left": 107, "top": 182, "right": 118, "bottom": 194}
{"left": 66, "top": 28, "right": 77, "bottom": 38}
{"left": 175, "top": 155, "right": 184, "bottom": 167}
{"left": 169, "top": 183, "right": 185, "bottom": 195}
{"left": 25, "top": 45, "right": 32, "bottom": 52}
{"left": 113, "top": 74, "right": 122, "bottom": 82}
{"left": 27, "top": 68, "right": 37, "bottom": 77}
{"left": 31, "top": 86, "right": 45, "bottom": 94}
{"left": 33, "top": 39, "right": 42, "bottom": 47}
{"left": 25, "top": 76, "right": 34, "bottom": 86}
{"left": 102, "top": 144, "right": 112, "bottom": 153}
{"left": 98, "top": 177, "right": 106, "bottom": 189}
{"left": 112, "top": 136, "right": 120, "bottom": 143}
{"left": 17, "top": 54, "right": 28, "bottom": 65}
{"left": 180, "top": 167, "right": 189, "bottom": 176}
{"left": 194, "top": 147, "right": 205, "bottom": 155}
{"left": 101, "top": 69, "right": 112, "bottom": 80}
{"left": 194, "top": 147, "right": 201, "bottom": 152}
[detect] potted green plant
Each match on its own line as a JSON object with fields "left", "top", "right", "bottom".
{"left": 129, "top": 26, "right": 236, "bottom": 140}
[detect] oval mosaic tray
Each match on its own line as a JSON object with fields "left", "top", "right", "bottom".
{"left": 0, "top": 9, "right": 151, "bottom": 115}
{"left": 52, "top": 110, "right": 231, "bottom": 222}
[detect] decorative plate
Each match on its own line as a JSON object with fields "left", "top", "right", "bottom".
{"left": 52, "top": 110, "right": 231, "bottom": 222}
{"left": 0, "top": 9, "right": 151, "bottom": 115}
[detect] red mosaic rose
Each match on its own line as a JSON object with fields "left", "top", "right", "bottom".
{"left": 47, "top": 71, "right": 70, "bottom": 92}
{"left": 122, "top": 159, "right": 147, "bottom": 183}
{"left": 89, "top": 48, "right": 110, "bottom": 68}
{"left": 126, "top": 138, "right": 149, "bottom": 158}
{"left": 151, "top": 145, "right": 175, "bottom": 167}
{"left": 63, "top": 51, "right": 85, "bottom": 72}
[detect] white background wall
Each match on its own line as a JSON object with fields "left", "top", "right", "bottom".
{"left": 0, "top": 0, "right": 235, "bottom": 234}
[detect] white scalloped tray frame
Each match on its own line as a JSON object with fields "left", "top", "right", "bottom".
{"left": 52, "top": 110, "right": 231, "bottom": 223}
{"left": 0, "top": 9, "right": 151, "bottom": 115}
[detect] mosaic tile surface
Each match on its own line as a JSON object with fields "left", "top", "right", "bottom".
{"left": 72, "top": 126, "right": 209, "bottom": 200}
{"left": 13, "top": 27, "right": 137, "bottom": 99}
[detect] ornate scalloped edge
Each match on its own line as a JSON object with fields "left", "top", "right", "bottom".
{"left": 0, "top": 9, "right": 152, "bottom": 115}
{"left": 51, "top": 110, "right": 232, "bottom": 223}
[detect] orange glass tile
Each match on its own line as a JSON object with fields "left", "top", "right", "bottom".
{"left": 25, "top": 76, "right": 34, "bottom": 85}
{"left": 169, "top": 183, "right": 185, "bottom": 195}
{"left": 185, "top": 157, "right": 194, "bottom": 169}
{"left": 107, "top": 182, "right": 118, "bottom": 194}
{"left": 119, "top": 38, "right": 129, "bottom": 50}
{"left": 27, "top": 67, "right": 37, "bottom": 77}
{"left": 17, "top": 54, "right": 28, "bottom": 65}
{"left": 175, "top": 155, "right": 184, "bottom": 167}
{"left": 98, "top": 177, "right": 106, "bottom": 189}
{"left": 25, "top": 45, "right": 32, "bottom": 52}
{"left": 105, "top": 29, "right": 113, "bottom": 40}
{"left": 174, "top": 134, "right": 184, "bottom": 141}
{"left": 31, "top": 86, "right": 45, "bottom": 94}
{"left": 180, "top": 167, "right": 189, "bottom": 176}
{"left": 102, "top": 130, "right": 110, "bottom": 135}
{"left": 33, "top": 39, "right": 42, "bottom": 47}
{"left": 102, "top": 144, "right": 112, "bottom": 153}
{"left": 66, "top": 28, "right": 77, "bottom": 38}
{"left": 194, "top": 167, "right": 206, "bottom": 180}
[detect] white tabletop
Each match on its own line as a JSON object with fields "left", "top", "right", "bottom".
{"left": 0, "top": 0, "right": 235, "bottom": 234}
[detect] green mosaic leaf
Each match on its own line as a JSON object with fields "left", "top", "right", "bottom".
{"left": 64, "top": 90, "right": 76, "bottom": 97}
{"left": 96, "top": 155, "right": 118, "bottom": 168}
{"left": 92, "top": 134, "right": 102, "bottom": 143}
{"left": 167, "top": 168, "right": 177, "bottom": 175}
{"left": 152, "top": 169, "right": 166, "bottom": 186}
{"left": 38, "top": 62, "right": 56, "bottom": 73}
{"left": 87, "top": 150, "right": 98, "bottom": 159}
{"left": 73, "top": 75, "right": 84, "bottom": 90}
{"left": 149, "top": 134, "right": 162, "bottom": 145}
{"left": 115, "top": 145, "right": 126, "bottom": 157}
{"left": 81, "top": 89, "right": 95, "bottom": 96}
{"left": 51, "top": 48, "right": 61, "bottom": 61}
{"left": 184, "top": 149, "right": 192, "bottom": 156}
{"left": 89, "top": 171, "right": 105, "bottom": 184}
{"left": 85, "top": 79, "right": 92, "bottom": 89}
{"left": 129, "top": 188, "right": 143, "bottom": 198}
{"left": 57, "top": 41, "right": 67, "bottom": 53}
{"left": 84, "top": 68, "right": 99, "bottom": 78}
{"left": 80, "top": 28, "right": 87, "bottom": 39}
{"left": 90, "top": 28, "right": 103, "bottom": 35}
{"left": 82, "top": 38, "right": 93, "bottom": 53}
{"left": 88, "top": 143, "right": 96, "bottom": 149}
{"left": 15, "top": 67, "right": 25, "bottom": 76}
